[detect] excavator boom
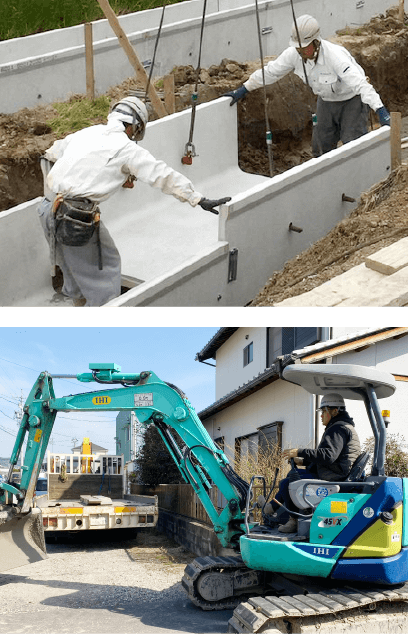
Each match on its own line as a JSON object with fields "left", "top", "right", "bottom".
{"left": 0, "top": 364, "right": 248, "bottom": 573}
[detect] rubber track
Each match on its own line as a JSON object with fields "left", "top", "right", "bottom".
{"left": 182, "top": 555, "right": 251, "bottom": 610}
{"left": 227, "top": 575, "right": 408, "bottom": 633}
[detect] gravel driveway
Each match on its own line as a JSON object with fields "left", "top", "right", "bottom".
{"left": 0, "top": 529, "right": 233, "bottom": 634}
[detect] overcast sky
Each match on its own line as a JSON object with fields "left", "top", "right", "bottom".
{"left": 0, "top": 327, "right": 218, "bottom": 459}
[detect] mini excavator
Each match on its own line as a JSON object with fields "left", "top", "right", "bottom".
{"left": 1, "top": 362, "right": 407, "bottom": 633}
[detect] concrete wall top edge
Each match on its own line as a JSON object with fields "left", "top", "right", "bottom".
{"left": 229, "top": 127, "right": 390, "bottom": 213}
{"left": 106, "top": 241, "right": 229, "bottom": 306}
{"left": 1, "top": 198, "right": 42, "bottom": 219}
{"left": 147, "top": 96, "right": 231, "bottom": 130}
{"left": 0, "top": 0, "right": 257, "bottom": 63}
{"left": 2, "top": 4, "right": 258, "bottom": 70}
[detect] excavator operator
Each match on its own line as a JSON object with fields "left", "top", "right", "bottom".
{"left": 268, "top": 393, "right": 361, "bottom": 533}
{"left": 38, "top": 95, "right": 231, "bottom": 307}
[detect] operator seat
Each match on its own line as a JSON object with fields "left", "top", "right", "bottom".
{"left": 344, "top": 451, "right": 370, "bottom": 482}
{"left": 288, "top": 452, "right": 371, "bottom": 512}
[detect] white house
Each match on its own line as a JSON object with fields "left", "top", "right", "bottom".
{"left": 196, "top": 327, "right": 408, "bottom": 465}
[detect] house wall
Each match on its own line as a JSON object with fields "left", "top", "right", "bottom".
{"left": 327, "top": 335, "right": 408, "bottom": 447}
{"left": 214, "top": 328, "right": 268, "bottom": 400}
{"left": 203, "top": 378, "right": 315, "bottom": 464}
{"left": 202, "top": 328, "right": 408, "bottom": 467}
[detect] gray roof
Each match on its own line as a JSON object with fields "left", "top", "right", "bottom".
{"left": 198, "top": 327, "right": 407, "bottom": 420}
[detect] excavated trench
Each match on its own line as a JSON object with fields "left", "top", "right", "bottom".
{"left": 1, "top": 8, "right": 408, "bottom": 214}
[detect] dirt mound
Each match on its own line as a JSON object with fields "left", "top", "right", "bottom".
{"left": 251, "top": 164, "right": 408, "bottom": 306}
{"left": 333, "top": 6, "right": 408, "bottom": 114}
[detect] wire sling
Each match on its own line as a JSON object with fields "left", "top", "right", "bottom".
{"left": 144, "top": 3, "right": 167, "bottom": 105}
{"left": 181, "top": 0, "right": 208, "bottom": 164}
{"left": 254, "top": 0, "right": 274, "bottom": 177}
{"left": 289, "top": 0, "right": 321, "bottom": 153}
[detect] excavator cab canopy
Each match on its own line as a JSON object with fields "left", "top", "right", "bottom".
{"left": 282, "top": 363, "right": 396, "bottom": 477}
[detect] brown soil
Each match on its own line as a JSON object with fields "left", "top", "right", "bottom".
{"left": 251, "top": 164, "right": 408, "bottom": 305}
{"left": 1, "top": 6, "right": 408, "bottom": 302}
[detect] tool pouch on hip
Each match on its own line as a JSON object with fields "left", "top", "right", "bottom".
{"left": 55, "top": 198, "right": 99, "bottom": 247}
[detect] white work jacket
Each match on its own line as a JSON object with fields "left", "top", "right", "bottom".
{"left": 244, "top": 39, "right": 383, "bottom": 111}
{"left": 45, "top": 118, "right": 203, "bottom": 205}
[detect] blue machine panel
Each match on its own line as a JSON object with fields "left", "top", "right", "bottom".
{"left": 403, "top": 478, "right": 408, "bottom": 547}
{"left": 331, "top": 546, "right": 408, "bottom": 585}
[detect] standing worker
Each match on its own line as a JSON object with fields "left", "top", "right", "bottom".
{"left": 227, "top": 15, "right": 390, "bottom": 157}
{"left": 39, "top": 96, "right": 230, "bottom": 306}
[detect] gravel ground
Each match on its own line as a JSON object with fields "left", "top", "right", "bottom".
{"left": 0, "top": 531, "right": 194, "bottom": 614}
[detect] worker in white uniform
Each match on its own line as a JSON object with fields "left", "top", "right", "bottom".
{"left": 226, "top": 15, "right": 390, "bottom": 157}
{"left": 38, "top": 96, "right": 230, "bottom": 306}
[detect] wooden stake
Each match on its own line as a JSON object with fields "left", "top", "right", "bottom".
{"left": 391, "top": 111, "right": 402, "bottom": 171}
{"left": 399, "top": 0, "right": 405, "bottom": 22}
{"left": 85, "top": 23, "right": 95, "bottom": 101}
{"left": 96, "top": 0, "right": 167, "bottom": 118}
{"left": 163, "top": 74, "right": 176, "bottom": 114}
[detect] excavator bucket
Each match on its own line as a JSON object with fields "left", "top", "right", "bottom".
{"left": 0, "top": 507, "right": 47, "bottom": 572}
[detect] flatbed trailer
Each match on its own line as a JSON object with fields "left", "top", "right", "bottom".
{"left": 36, "top": 451, "right": 158, "bottom": 532}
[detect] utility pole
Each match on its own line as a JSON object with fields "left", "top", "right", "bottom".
{"left": 13, "top": 391, "right": 24, "bottom": 465}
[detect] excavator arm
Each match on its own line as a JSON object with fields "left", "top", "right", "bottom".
{"left": 0, "top": 364, "right": 249, "bottom": 572}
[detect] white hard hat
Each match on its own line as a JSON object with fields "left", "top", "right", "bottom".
{"left": 318, "top": 393, "right": 345, "bottom": 410}
{"left": 289, "top": 15, "right": 321, "bottom": 48}
{"left": 109, "top": 96, "right": 149, "bottom": 140}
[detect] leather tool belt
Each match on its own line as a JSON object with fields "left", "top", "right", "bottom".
{"left": 51, "top": 196, "right": 103, "bottom": 271}
{"left": 54, "top": 196, "right": 100, "bottom": 247}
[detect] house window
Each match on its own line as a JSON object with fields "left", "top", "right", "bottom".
{"left": 267, "top": 328, "right": 321, "bottom": 364}
{"left": 235, "top": 433, "right": 258, "bottom": 465}
{"left": 258, "top": 421, "right": 283, "bottom": 453}
{"left": 243, "top": 342, "right": 253, "bottom": 366}
{"left": 266, "top": 327, "right": 282, "bottom": 366}
{"left": 214, "top": 436, "right": 224, "bottom": 452}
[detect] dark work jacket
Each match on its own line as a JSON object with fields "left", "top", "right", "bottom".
{"left": 297, "top": 411, "right": 361, "bottom": 481}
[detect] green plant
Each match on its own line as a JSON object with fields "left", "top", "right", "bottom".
{"left": 47, "top": 95, "right": 111, "bottom": 135}
{"left": 136, "top": 425, "right": 185, "bottom": 486}
{"left": 362, "top": 433, "right": 408, "bottom": 478}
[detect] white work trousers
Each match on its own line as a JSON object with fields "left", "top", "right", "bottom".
{"left": 37, "top": 197, "right": 121, "bottom": 306}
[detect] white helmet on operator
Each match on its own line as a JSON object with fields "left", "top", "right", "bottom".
{"left": 289, "top": 15, "right": 321, "bottom": 48}
{"left": 318, "top": 393, "right": 346, "bottom": 410}
{"left": 109, "top": 96, "right": 149, "bottom": 141}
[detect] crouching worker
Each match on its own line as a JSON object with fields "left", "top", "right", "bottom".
{"left": 38, "top": 96, "right": 231, "bottom": 306}
{"left": 267, "top": 393, "right": 361, "bottom": 533}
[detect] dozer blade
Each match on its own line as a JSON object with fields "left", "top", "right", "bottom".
{"left": 0, "top": 507, "right": 47, "bottom": 572}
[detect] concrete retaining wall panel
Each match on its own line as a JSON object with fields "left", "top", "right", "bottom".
{"left": 220, "top": 127, "right": 390, "bottom": 305}
{"left": 0, "top": 198, "right": 50, "bottom": 307}
{"left": 109, "top": 126, "right": 390, "bottom": 307}
{"left": 100, "top": 98, "right": 266, "bottom": 287}
{"left": 0, "top": 0, "right": 393, "bottom": 113}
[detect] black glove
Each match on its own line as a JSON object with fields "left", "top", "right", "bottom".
{"left": 376, "top": 106, "right": 390, "bottom": 126}
{"left": 224, "top": 85, "right": 248, "bottom": 106}
{"left": 199, "top": 197, "right": 231, "bottom": 214}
